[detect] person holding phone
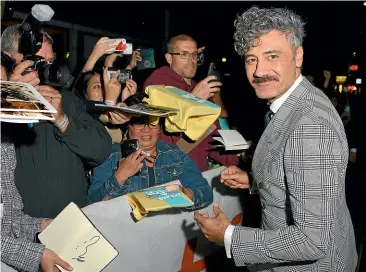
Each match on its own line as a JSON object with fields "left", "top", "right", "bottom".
{"left": 143, "top": 34, "right": 238, "bottom": 172}
{"left": 87, "top": 116, "right": 213, "bottom": 210}
{"left": 73, "top": 67, "right": 137, "bottom": 143}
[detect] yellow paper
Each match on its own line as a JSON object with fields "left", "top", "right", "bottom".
{"left": 144, "top": 85, "right": 221, "bottom": 141}
{"left": 126, "top": 185, "right": 194, "bottom": 221}
{"left": 38, "top": 202, "right": 118, "bottom": 272}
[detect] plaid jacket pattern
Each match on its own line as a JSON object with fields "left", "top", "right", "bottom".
{"left": 231, "top": 78, "right": 358, "bottom": 271}
{"left": 1, "top": 135, "right": 45, "bottom": 272}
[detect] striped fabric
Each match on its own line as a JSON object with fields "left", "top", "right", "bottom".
{"left": 1, "top": 134, "right": 45, "bottom": 272}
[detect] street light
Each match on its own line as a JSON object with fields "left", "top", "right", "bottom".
{"left": 222, "top": 57, "right": 227, "bottom": 63}
{"left": 363, "top": 1, "right": 366, "bottom": 6}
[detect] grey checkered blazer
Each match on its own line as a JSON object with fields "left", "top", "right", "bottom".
{"left": 231, "top": 78, "right": 358, "bottom": 271}
{"left": 1, "top": 134, "right": 45, "bottom": 272}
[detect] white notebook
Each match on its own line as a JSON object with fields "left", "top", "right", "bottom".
{"left": 212, "top": 130, "right": 250, "bottom": 151}
{"left": 38, "top": 202, "right": 118, "bottom": 272}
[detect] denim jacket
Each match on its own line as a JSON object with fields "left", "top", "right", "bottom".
{"left": 88, "top": 141, "right": 213, "bottom": 210}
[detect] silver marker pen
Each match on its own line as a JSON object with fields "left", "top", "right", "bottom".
{"left": 141, "top": 150, "right": 156, "bottom": 160}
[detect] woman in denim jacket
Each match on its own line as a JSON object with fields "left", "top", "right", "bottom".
{"left": 88, "top": 116, "right": 213, "bottom": 210}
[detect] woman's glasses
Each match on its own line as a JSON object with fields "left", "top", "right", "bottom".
{"left": 131, "top": 123, "right": 158, "bottom": 130}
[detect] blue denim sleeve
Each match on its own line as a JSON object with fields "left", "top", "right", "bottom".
{"left": 178, "top": 151, "right": 213, "bottom": 210}
{"left": 88, "top": 154, "right": 134, "bottom": 204}
{"left": 88, "top": 156, "right": 113, "bottom": 204}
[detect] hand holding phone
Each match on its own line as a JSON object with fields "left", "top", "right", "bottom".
{"left": 115, "top": 148, "right": 145, "bottom": 185}
{"left": 107, "top": 68, "right": 132, "bottom": 84}
{"left": 121, "top": 139, "right": 156, "bottom": 159}
{"left": 136, "top": 48, "right": 156, "bottom": 70}
{"left": 192, "top": 70, "right": 222, "bottom": 100}
{"left": 207, "top": 62, "right": 221, "bottom": 82}
{"left": 108, "top": 39, "right": 133, "bottom": 55}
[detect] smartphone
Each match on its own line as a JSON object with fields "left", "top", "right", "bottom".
{"left": 107, "top": 68, "right": 131, "bottom": 84}
{"left": 197, "top": 51, "right": 204, "bottom": 67}
{"left": 207, "top": 62, "right": 221, "bottom": 82}
{"left": 136, "top": 48, "right": 156, "bottom": 70}
{"left": 121, "top": 139, "right": 156, "bottom": 159}
{"left": 107, "top": 38, "right": 133, "bottom": 55}
{"left": 121, "top": 139, "right": 139, "bottom": 158}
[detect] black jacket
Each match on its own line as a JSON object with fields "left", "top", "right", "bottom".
{"left": 4, "top": 90, "right": 112, "bottom": 218}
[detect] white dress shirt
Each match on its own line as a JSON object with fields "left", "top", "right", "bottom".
{"left": 224, "top": 74, "right": 304, "bottom": 258}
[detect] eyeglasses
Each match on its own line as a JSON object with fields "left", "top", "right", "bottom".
{"left": 131, "top": 123, "right": 158, "bottom": 130}
{"left": 168, "top": 51, "right": 201, "bottom": 60}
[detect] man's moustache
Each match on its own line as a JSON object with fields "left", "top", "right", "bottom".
{"left": 253, "top": 76, "right": 279, "bottom": 84}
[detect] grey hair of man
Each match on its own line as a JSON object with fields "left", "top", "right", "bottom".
{"left": 1, "top": 24, "right": 54, "bottom": 54}
{"left": 233, "top": 6, "right": 306, "bottom": 56}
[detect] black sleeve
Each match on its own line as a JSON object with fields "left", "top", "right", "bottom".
{"left": 54, "top": 91, "right": 112, "bottom": 168}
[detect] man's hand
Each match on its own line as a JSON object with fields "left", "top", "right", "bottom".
{"left": 36, "top": 85, "right": 65, "bottom": 124}
{"left": 103, "top": 67, "right": 122, "bottom": 102}
{"left": 220, "top": 166, "right": 250, "bottom": 189}
{"left": 121, "top": 79, "right": 137, "bottom": 102}
{"left": 197, "top": 46, "right": 206, "bottom": 53}
{"left": 192, "top": 76, "right": 222, "bottom": 100}
{"left": 350, "top": 150, "right": 357, "bottom": 163}
{"left": 41, "top": 219, "right": 53, "bottom": 231}
{"left": 126, "top": 50, "right": 142, "bottom": 70}
{"left": 9, "top": 60, "right": 40, "bottom": 86}
{"left": 194, "top": 203, "right": 230, "bottom": 244}
{"left": 323, "top": 70, "right": 331, "bottom": 80}
{"left": 41, "top": 248, "right": 73, "bottom": 272}
{"left": 114, "top": 149, "right": 145, "bottom": 185}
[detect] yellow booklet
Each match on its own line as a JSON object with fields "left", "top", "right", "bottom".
{"left": 144, "top": 85, "right": 221, "bottom": 141}
{"left": 126, "top": 184, "right": 194, "bottom": 221}
{"left": 38, "top": 202, "right": 118, "bottom": 272}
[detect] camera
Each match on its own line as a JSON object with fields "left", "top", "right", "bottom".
{"left": 18, "top": 4, "right": 73, "bottom": 88}
{"left": 23, "top": 55, "right": 74, "bottom": 88}
{"left": 106, "top": 68, "right": 131, "bottom": 84}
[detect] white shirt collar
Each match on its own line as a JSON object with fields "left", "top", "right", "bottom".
{"left": 269, "top": 75, "right": 304, "bottom": 113}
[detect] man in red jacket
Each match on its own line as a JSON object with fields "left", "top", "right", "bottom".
{"left": 144, "top": 34, "right": 238, "bottom": 171}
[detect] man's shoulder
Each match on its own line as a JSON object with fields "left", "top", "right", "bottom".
{"left": 146, "top": 66, "right": 171, "bottom": 80}
{"left": 287, "top": 86, "right": 347, "bottom": 144}
{"left": 303, "top": 86, "right": 342, "bottom": 125}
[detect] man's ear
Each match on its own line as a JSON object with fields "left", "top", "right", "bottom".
{"left": 165, "top": 53, "right": 172, "bottom": 66}
{"left": 3, "top": 51, "right": 12, "bottom": 58}
{"left": 295, "top": 46, "right": 304, "bottom": 69}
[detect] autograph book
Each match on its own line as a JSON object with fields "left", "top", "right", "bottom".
{"left": 38, "top": 202, "right": 118, "bottom": 272}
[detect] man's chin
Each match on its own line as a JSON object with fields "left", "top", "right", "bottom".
{"left": 255, "top": 89, "right": 277, "bottom": 101}
{"left": 183, "top": 70, "right": 196, "bottom": 79}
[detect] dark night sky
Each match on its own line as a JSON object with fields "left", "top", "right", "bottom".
{"left": 3, "top": 1, "right": 365, "bottom": 140}
{"left": 5, "top": 1, "right": 364, "bottom": 76}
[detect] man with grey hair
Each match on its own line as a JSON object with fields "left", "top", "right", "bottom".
{"left": 195, "top": 6, "right": 357, "bottom": 271}
{"left": 1, "top": 24, "right": 53, "bottom": 86}
{"left": 1, "top": 24, "right": 54, "bottom": 63}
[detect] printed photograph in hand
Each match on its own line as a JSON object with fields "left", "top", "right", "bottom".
{"left": 0, "top": 110, "right": 54, "bottom": 120}
{"left": 1, "top": 81, "right": 46, "bottom": 111}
